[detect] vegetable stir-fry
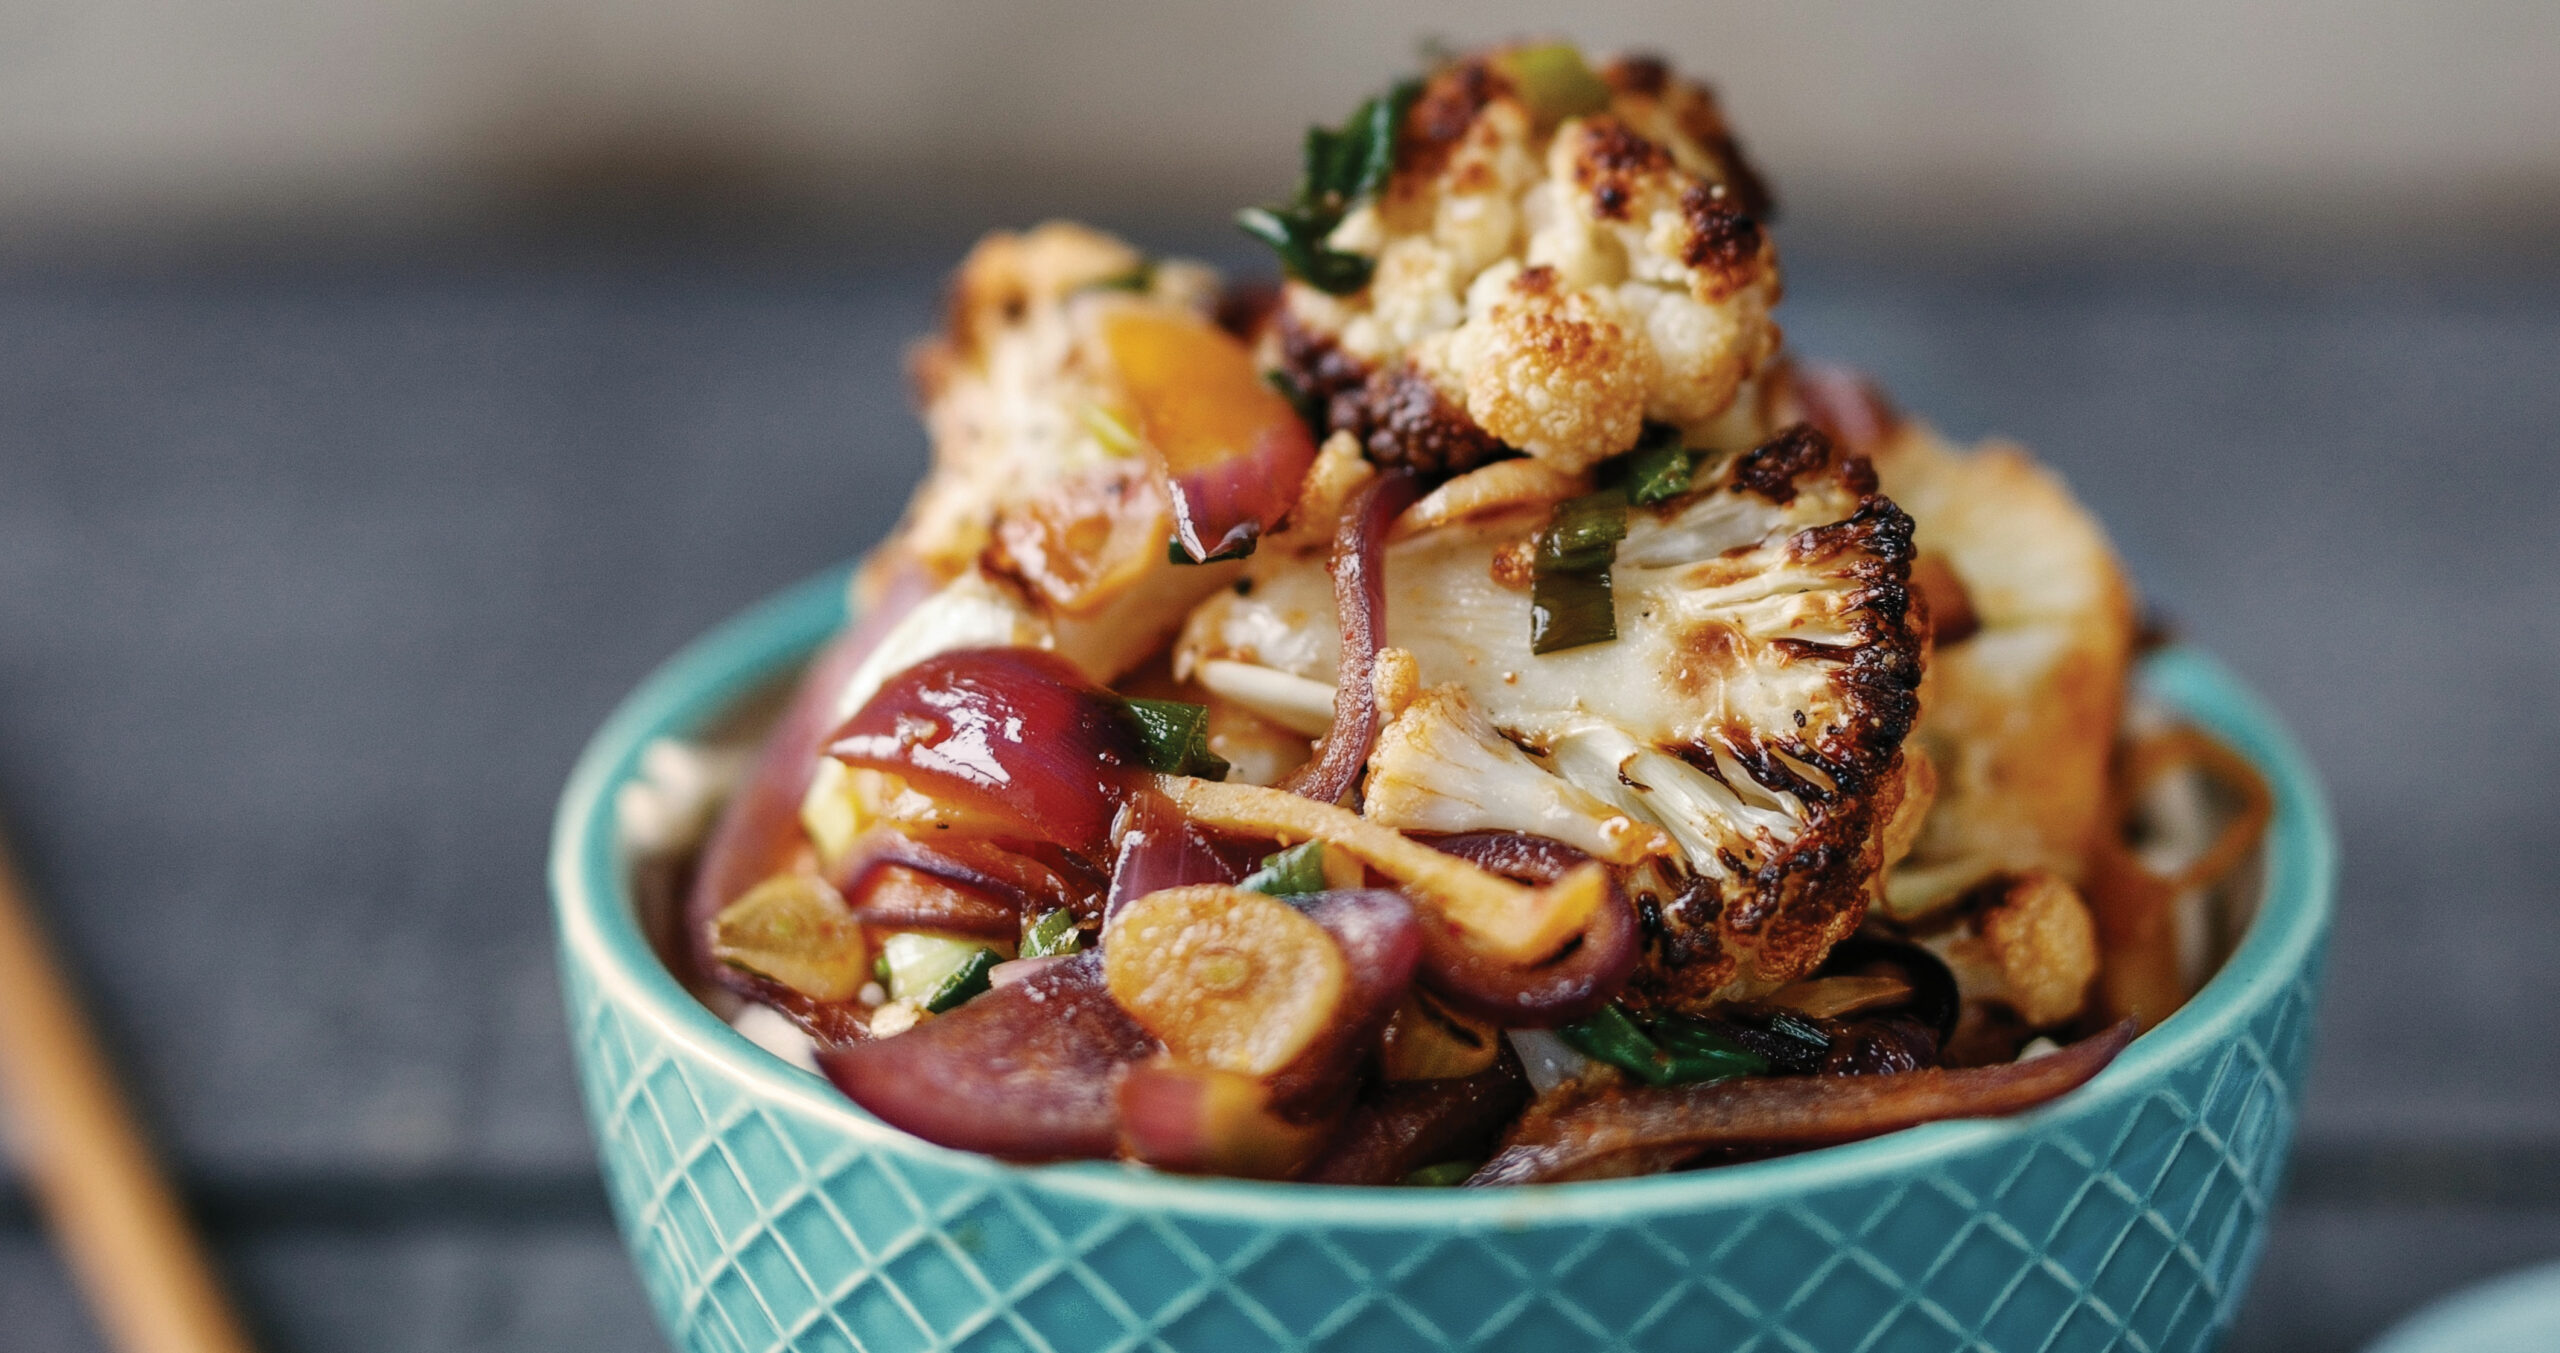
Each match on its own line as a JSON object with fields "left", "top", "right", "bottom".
{"left": 664, "top": 41, "right": 2268, "bottom": 1185}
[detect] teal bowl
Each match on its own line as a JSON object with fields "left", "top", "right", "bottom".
{"left": 552, "top": 563, "right": 2335, "bottom": 1353}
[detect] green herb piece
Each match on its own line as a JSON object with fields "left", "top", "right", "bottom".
{"left": 1616, "top": 426, "right": 1698, "bottom": 505}
{"left": 1079, "top": 260, "right": 1157, "bottom": 294}
{"left": 1020, "top": 907, "right": 1086, "bottom": 959}
{"left": 1530, "top": 568, "right": 1615, "bottom": 654}
{"left": 1537, "top": 491, "right": 1630, "bottom": 572}
{"left": 1560, "top": 1004, "right": 1771, "bottom": 1087}
{"left": 1529, "top": 490, "right": 1628, "bottom": 654}
{"left": 1237, "top": 78, "right": 1422, "bottom": 295}
{"left": 1400, "top": 1160, "right": 1478, "bottom": 1187}
{"left": 1237, "top": 841, "right": 1332, "bottom": 897}
{"left": 1122, "top": 698, "right": 1232, "bottom": 780}
{"left": 1495, "top": 43, "right": 1612, "bottom": 124}
{"left": 872, "top": 952, "right": 893, "bottom": 985}
{"left": 882, "top": 932, "right": 1001, "bottom": 1010}
{"left": 921, "top": 947, "right": 1000, "bottom": 1013}
{"left": 1558, "top": 1003, "right": 1661, "bottom": 1074}
{"left": 1167, "top": 531, "right": 1260, "bottom": 566}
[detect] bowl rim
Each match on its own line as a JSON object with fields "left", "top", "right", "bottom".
{"left": 552, "top": 562, "right": 2335, "bottom": 1226}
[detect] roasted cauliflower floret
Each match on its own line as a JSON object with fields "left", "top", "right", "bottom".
{"left": 1363, "top": 681, "right": 1669, "bottom": 865}
{"left": 1272, "top": 45, "right": 1783, "bottom": 476}
{"left": 1178, "top": 426, "right": 1924, "bottom": 1002}
{"left": 899, "top": 221, "right": 1217, "bottom": 577}
{"left": 1861, "top": 422, "right": 2137, "bottom": 917}
{"left": 895, "top": 221, "right": 1274, "bottom": 680}
{"left": 1918, "top": 871, "right": 2101, "bottom": 1030}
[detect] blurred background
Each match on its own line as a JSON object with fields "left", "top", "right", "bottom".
{"left": 0, "top": 1, "right": 2554, "bottom": 1350}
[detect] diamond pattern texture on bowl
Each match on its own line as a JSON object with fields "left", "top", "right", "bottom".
{"left": 563, "top": 945, "right": 2321, "bottom": 1353}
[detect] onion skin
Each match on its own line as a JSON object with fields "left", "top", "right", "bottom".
{"left": 818, "top": 952, "right": 1158, "bottom": 1161}
{"left": 1467, "top": 1019, "right": 2137, "bottom": 1186}
{"left": 836, "top": 830, "right": 1090, "bottom": 938}
{"left": 1299, "top": 1055, "right": 1531, "bottom": 1185}
{"left": 684, "top": 561, "right": 932, "bottom": 992}
{"left": 1412, "top": 832, "right": 1641, "bottom": 1026}
{"left": 827, "top": 647, "right": 1143, "bottom": 858}
{"left": 842, "top": 864, "right": 1019, "bottom": 943}
{"left": 1281, "top": 469, "right": 1420, "bottom": 806}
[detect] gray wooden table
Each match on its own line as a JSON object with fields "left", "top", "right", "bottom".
{"left": 1, "top": 233, "right": 2553, "bottom": 1351}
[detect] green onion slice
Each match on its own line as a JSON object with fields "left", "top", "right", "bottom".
{"left": 1400, "top": 1160, "right": 1478, "bottom": 1187}
{"left": 921, "top": 948, "right": 1000, "bottom": 1013}
{"left": 1019, "top": 907, "right": 1086, "bottom": 959}
{"left": 1237, "top": 77, "right": 1422, "bottom": 295}
{"left": 1237, "top": 842, "right": 1331, "bottom": 897}
{"left": 1616, "top": 426, "right": 1698, "bottom": 506}
{"left": 1559, "top": 1004, "right": 1772, "bottom": 1087}
{"left": 1121, "top": 698, "right": 1232, "bottom": 779}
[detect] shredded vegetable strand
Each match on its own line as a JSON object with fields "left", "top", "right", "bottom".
{"left": 1155, "top": 774, "right": 1606, "bottom": 964}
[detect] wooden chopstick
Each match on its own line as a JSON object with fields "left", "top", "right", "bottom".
{"left": 0, "top": 819, "right": 259, "bottom": 1353}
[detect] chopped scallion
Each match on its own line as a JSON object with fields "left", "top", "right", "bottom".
{"left": 922, "top": 948, "right": 1000, "bottom": 1013}
{"left": 1237, "top": 842, "right": 1331, "bottom": 897}
{"left": 1559, "top": 1003, "right": 1772, "bottom": 1087}
{"left": 1618, "top": 430, "right": 1698, "bottom": 506}
{"left": 1494, "top": 43, "right": 1612, "bottom": 125}
{"left": 1122, "top": 698, "right": 1232, "bottom": 779}
{"left": 1237, "top": 78, "right": 1422, "bottom": 295}
{"left": 882, "top": 933, "right": 1004, "bottom": 1013}
{"left": 1530, "top": 567, "right": 1616, "bottom": 654}
{"left": 1400, "top": 1161, "right": 1478, "bottom": 1187}
{"left": 1019, "top": 907, "right": 1085, "bottom": 959}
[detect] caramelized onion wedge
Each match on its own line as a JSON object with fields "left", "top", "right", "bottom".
{"left": 1105, "top": 789, "right": 1251, "bottom": 918}
{"left": 1415, "top": 832, "right": 1641, "bottom": 1027}
{"left": 1280, "top": 469, "right": 1419, "bottom": 805}
{"left": 827, "top": 647, "right": 1143, "bottom": 857}
{"left": 1468, "top": 1020, "right": 2136, "bottom": 1186}
{"left": 837, "top": 830, "right": 1083, "bottom": 934}
{"left": 817, "top": 952, "right": 1157, "bottom": 1161}
{"left": 1115, "top": 1061, "right": 1339, "bottom": 1180}
{"left": 1101, "top": 305, "right": 1319, "bottom": 563}
{"left": 686, "top": 560, "right": 933, "bottom": 988}
{"left": 1155, "top": 775, "right": 1607, "bottom": 964}
{"left": 1301, "top": 1057, "right": 1532, "bottom": 1186}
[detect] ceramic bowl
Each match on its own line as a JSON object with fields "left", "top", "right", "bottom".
{"left": 552, "top": 563, "right": 2336, "bottom": 1353}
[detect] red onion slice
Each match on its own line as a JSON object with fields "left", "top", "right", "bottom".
{"left": 818, "top": 952, "right": 1158, "bottom": 1161}
{"left": 684, "top": 561, "right": 932, "bottom": 991}
{"left": 836, "top": 831, "right": 1089, "bottom": 938}
{"left": 1115, "top": 1061, "right": 1340, "bottom": 1179}
{"left": 1281, "top": 470, "right": 1420, "bottom": 806}
{"left": 1299, "top": 1055, "right": 1531, "bottom": 1186}
{"left": 1099, "top": 305, "right": 1319, "bottom": 563}
{"left": 1263, "top": 888, "right": 1423, "bottom": 1113}
{"left": 827, "top": 647, "right": 1143, "bottom": 857}
{"left": 1103, "top": 789, "right": 1254, "bottom": 919}
{"left": 1467, "top": 1019, "right": 2137, "bottom": 1186}
{"left": 1412, "top": 832, "right": 1641, "bottom": 1026}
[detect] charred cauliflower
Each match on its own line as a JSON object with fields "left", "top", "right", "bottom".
{"left": 1865, "top": 422, "right": 2137, "bottom": 917}
{"left": 1178, "top": 426, "right": 1925, "bottom": 1003}
{"left": 1259, "top": 44, "right": 1784, "bottom": 477}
